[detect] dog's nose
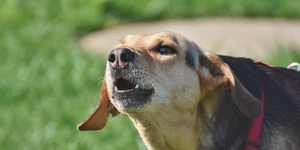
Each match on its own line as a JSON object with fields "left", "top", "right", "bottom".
{"left": 108, "top": 48, "right": 134, "bottom": 69}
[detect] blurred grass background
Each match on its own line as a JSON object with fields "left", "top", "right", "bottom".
{"left": 1, "top": 0, "right": 300, "bottom": 149}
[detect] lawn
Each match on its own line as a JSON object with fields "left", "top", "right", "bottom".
{"left": 1, "top": 0, "right": 300, "bottom": 149}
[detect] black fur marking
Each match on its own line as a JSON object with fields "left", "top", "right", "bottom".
{"left": 186, "top": 50, "right": 196, "bottom": 69}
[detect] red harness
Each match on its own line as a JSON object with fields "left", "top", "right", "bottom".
{"left": 243, "top": 61, "right": 271, "bottom": 150}
{"left": 244, "top": 86, "right": 264, "bottom": 150}
{"left": 243, "top": 61, "right": 298, "bottom": 150}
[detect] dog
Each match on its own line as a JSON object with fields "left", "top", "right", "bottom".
{"left": 77, "top": 31, "right": 300, "bottom": 150}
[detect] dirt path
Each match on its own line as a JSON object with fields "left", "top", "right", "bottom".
{"left": 78, "top": 18, "right": 300, "bottom": 60}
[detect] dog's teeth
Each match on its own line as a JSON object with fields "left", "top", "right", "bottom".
{"left": 135, "top": 85, "right": 139, "bottom": 89}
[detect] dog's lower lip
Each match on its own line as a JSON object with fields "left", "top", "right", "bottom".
{"left": 114, "top": 85, "right": 139, "bottom": 92}
{"left": 114, "top": 87, "right": 137, "bottom": 92}
{"left": 112, "top": 85, "right": 154, "bottom": 104}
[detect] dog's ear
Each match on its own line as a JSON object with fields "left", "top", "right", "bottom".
{"left": 77, "top": 78, "right": 119, "bottom": 131}
{"left": 198, "top": 51, "right": 261, "bottom": 119}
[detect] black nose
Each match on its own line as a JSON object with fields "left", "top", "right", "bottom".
{"left": 108, "top": 48, "right": 134, "bottom": 69}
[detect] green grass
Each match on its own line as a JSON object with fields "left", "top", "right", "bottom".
{"left": 265, "top": 46, "right": 300, "bottom": 68}
{"left": 1, "top": 0, "right": 300, "bottom": 149}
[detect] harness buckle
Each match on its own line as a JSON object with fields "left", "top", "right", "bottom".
{"left": 287, "top": 62, "right": 300, "bottom": 71}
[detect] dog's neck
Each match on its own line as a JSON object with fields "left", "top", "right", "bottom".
{"left": 198, "top": 89, "right": 253, "bottom": 149}
{"left": 128, "top": 108, "right": 201, "bottom": 150}
{"left": 126, "top": 90, "right": 218, "bottom": 150}
{"left": 127, "top": 89, "right": 252, "bottom": 150}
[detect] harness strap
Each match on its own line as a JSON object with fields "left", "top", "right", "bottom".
{"left": 242, "top": 61, "right": 270, "bottom": 150}
{"left": 243, "top": 86, "right": 264, "bottom": 150}
{"left": 243, "top": 61, "right": 297, "bottom": 150}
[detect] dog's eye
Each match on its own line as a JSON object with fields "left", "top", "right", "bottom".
{"left": 158, "top": 46, "right": 176, "bottom": 55}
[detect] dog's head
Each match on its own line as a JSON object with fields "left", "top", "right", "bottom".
{"left": 77, "top": 31, "right": 261, "bottom": 131}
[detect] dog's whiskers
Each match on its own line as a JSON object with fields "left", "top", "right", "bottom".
{"left": 97, "top": 78, "right": 105, "bottom": 86}
{"left": 97, "top": 76, "right": 105, "bottom": 81}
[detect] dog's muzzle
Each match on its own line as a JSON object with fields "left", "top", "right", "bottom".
{"left": 108, "top": 48, "right": 154, "bottom": 110}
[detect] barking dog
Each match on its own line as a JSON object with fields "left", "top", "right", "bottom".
{"left": 77, "top": 32, "right": 300, "bottom": 150}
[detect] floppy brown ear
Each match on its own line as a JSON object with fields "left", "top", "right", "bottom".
{"left": 198, "top": 51, "right": 261, "bottom": 119}
{"left": 77, "top": 78, "right": 119, "bottom": 131}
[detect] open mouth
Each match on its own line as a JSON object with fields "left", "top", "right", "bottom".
{"left": 112, "top": 78, "right": 154, "bottom": 109}
{"left": 114, "top": 78, "right": 153, "bottom": 97}
{"left": 115, "top": 78, "right": 136, "bottom": 91}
